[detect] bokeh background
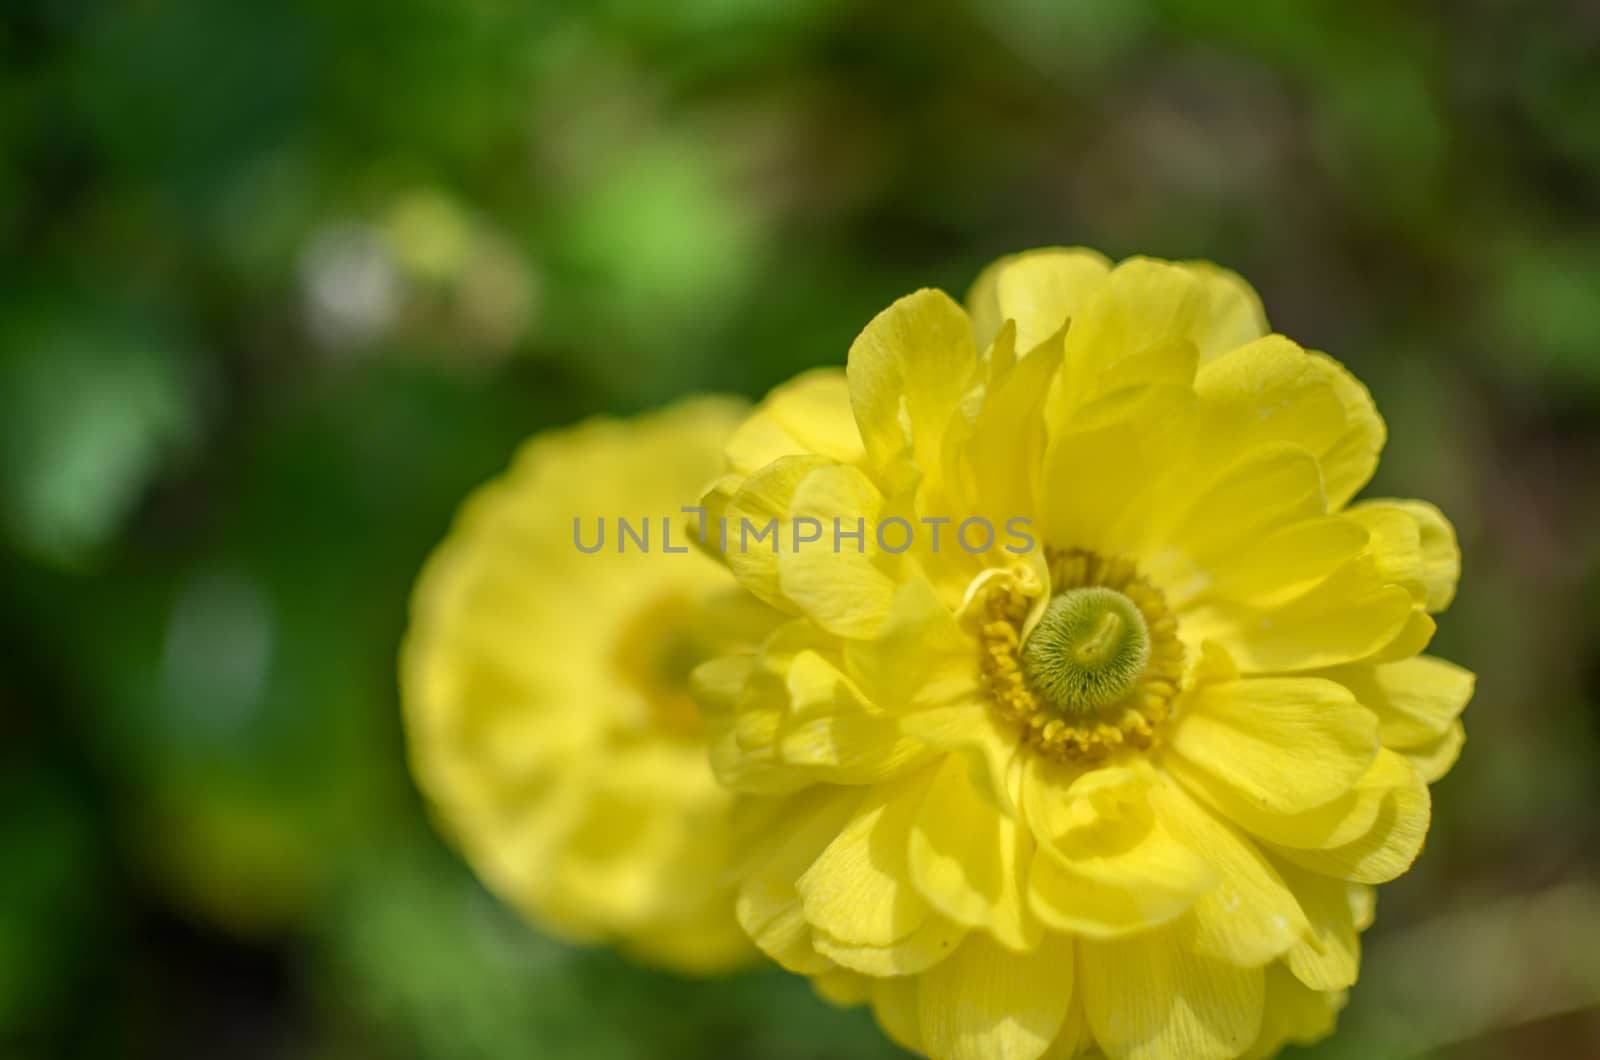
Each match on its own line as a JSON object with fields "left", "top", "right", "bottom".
{"left": 3, "top": 1, "right": 1599, "bottom": 1057}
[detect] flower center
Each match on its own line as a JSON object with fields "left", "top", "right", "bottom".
{"left": 978, "top": 549, "right": 1184, "bottom": 760}
{"left": 611, "top": 590, "right": 708, "bottom": 739}
{"left": 1021, "top": 587, "right": 1151, "bottom": 714}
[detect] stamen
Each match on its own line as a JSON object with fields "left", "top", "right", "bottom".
{"left": 978, "top": 549, "right": 1184, "bottom": 761}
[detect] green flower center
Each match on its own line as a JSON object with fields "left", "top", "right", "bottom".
{"left": 1020, "top": 587, "right": 1151, "bottom": 714}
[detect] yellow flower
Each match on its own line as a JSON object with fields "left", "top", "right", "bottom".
{"left": 402, "top": 397, "right": 766, "bottom": 974}
{"left": 693, "top": 250, "right": 1472, "bottom": 1058}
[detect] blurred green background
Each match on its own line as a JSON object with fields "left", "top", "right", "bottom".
{"left": 3, "top": 0, "right": 1599, "bottom": 1057}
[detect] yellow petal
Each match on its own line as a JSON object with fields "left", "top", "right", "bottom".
{"left": 1192, "top": 334, "right": 1345, "bottom": 457}
{"left": 1274, "top": 859, "right": 1362, "bottom": 990}
{"left": 1080, "top": 918, "right": 1265, "bottom": 1060}
{"left": 1269, "top": 749, "right": 1431, "bottom": 883}
{"left": 848, "top": 287, "right": 977, "bottom": 479}
{"left": 1176, "top": 259, "right": 1270, "bottom": 363}
{"left": 735, "top": 788, "right": 860, "bottom": 973}
{"left": 1191, "top": 516, "right": 1370, "bottom": 611}
{"left": 1191, "top": 337, "right": 1384, "bottom": 511}
{"left": 900, "top": 702, "right": 1022, "bottom": 816}
{"left": 702, "top": 618, "right": 932, "bottom": 794}
{"left": 1400, "top": 720, "right": 1465, "bottom": 784}
{"left": 918, "top": 932, "right": 1075, "bottom": 1060}
{"left": 777, "top": 463, "right": 898, "bottom": 638}
{"left": 844, "top": 576, "right": 981, "bottom": 713}
{"left": 1024, "top": 760, "right": 1215, "bottom": 937}
{"left": 965, "top": 247, "right": 1112, "bottom": 354}
{"left": 1094, "top": 335, "right": 1200, "bottom": 396}
{"left": 1050, "top": 258, "right": 1233, "bottom": 415}
{"left": 1167, "top": 677, "right": 1378, "bottom": 815}
{"left": 1349, "top": 881, "right": 1376, "bottom": 930}
{"left": 909, "top": 753, "right": 1041, "bottom": 950}
{"left": 1173, "top": 733, "right": 1429, "bottom": 864}
{"left": 1150, "top": 775, "right": 1310, "bottom": 967}
{"left": 1041, "top": 383, "right": 1198, "bottom": 558}
{"left": 869, "top": 975, "right": 924, "bottom": 1054}
{"left": 1312, "top": 350, "right": 1386, "bottom": 509}
{"left": 725, "top": 367, "right": 864, "bottom": 474}
{"left": 733, "top": 896, "right": 823, "bottom": 974}
{"left": 713, "top": 627, "right": 832, "bottom": 784}
{"left": 1319, "top": 654, "right": 1475, "bottom": 748}
{"left": 719, "top": 454, "right": 831, "bottom": 610}
{"left": 776, "top": 650, "right": 932, "bottom": 783}
{"left": 1238, "top": 964, "right": 1344, "bottom": 1060}
{"left": 984, "top": 318, "right": 1018, "bottom": 384}
{"left": 814, "top": 913, "right": 968, "bottom": 976}
{"left": 1349, "top": 498, "right": 1460, "bottom": 612}
{"left": 1038, "top": 989, "right": 1088, "bottom": 1059}
{"left": 797, "top": 768, "right": 939, "bottom": 947}
{"left": 693, "top": 654, "right": 784, "bottom": 793}
{"left": 1152, "top": 442, "right": 1328, "bottom": 576}
{"left": 960, "top": 332, "right": 1062, "bottom": 525}
{"left": 1182, "top": 559, "right": 1416, "bottom": 673}
{"left": 1369, "top": 605, "right": 1437, "bottom": 663}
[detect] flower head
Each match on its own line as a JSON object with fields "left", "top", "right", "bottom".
{"left": 694, "top": 250, "right": 1472, "bottom": 1058}
{"left": 402, "top": 397, "right": 763, "bottom": 973}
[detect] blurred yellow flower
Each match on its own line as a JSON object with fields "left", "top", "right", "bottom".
{"left": 693, "top": 250, "right": 1473, "bottom": 1058}
{"left": 402, "top": 397, "right": 764, "bottom": 973}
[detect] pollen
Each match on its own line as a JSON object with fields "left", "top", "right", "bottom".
{"left": 979, "top": 550, "right": 1184, "bottom": 760}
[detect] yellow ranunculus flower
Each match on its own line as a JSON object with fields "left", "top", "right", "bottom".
{"left": 693, "top": 250, "right": 1472, "bottom": 1058}
{"left": 402, "top": 397, "right": 767, "bottom": 974}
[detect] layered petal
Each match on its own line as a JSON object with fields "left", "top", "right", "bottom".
{"left": 1176, "top": 260, "right": 1270, "bottom": 363}
{"left": 1049, "top": 257, "right": 1254, "bottom": 417}
{"left": 965, "top": 246, "right": 1112, "bottom": 355}
{"left": 717, "top": 454, "right": 833, "bottom": 611}
{"left": 1143, "top": 442, "right": 1330, "bottom": 592}
{"left": 910, "top": 754, "right": 1041, "bottom": 950}
{"left": 1273, "top": 859, "right": 1365, "bottom": 991}
{"left": 798, "top": 768, "right": 939, "bottom": 950}
{"left": 1239, "top": 964, "right": 1345, "bottom": 1060}
{"left": 1024, "top": 761, "right": 1216, "bottom": 937}
{"left": 1319, "top": 654, "right": 1475, "bottom": 750}
{"left": 1186, "top": 516, "right": 1370, "bottom": 611}
{"left": 1181, "top": 559, "right": 1417, "bottom": 673}
{"left": 1081, "top": 919, "right": 1266, "bottom": 1060}
{"left": 697, "top": 619, "right": 933, "bottom": 793}
{"left": 1172, "top": 735, "right": 1424, "bottom": 870}
{"left": 1348, "top": 499, "right": 1461, "bottom": 612}
{"left": 1041, "top": 383, "right": 1198, "bottom": 558}
{"left": 1166, "top": 677, "right": 1379, "bottom": 815}
{"left": 848, "top": 288, "right": 978, "bottom": 482}
{"left": 918, "top": 932, "right": 1076, "bottom": 1060}
{"left": 778, "top": 463, "right": 900, "bottom": 637}
{"left": 958, "top": 330, "right": 1062, "bottom": 527}
{"left": 1400, "top": 721, "right": 1466, "bottom": 783}
{"left": 1150, "top": 776, "right": 1310, "bottom": 968}
{"left": 734, "top": 788, "right": 861, "bottom": 973}
{"left": 1190, "top": 337, "right": 1384, "bottom": 510}
{"left": 1267, "top": 749, "right": 1432, "bottom": 883}
{"left": 870, "top": 974, "right": 926, "bottom": 1054}
{"left": 724, "top": 367, "right": 864, "bottom": 475}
